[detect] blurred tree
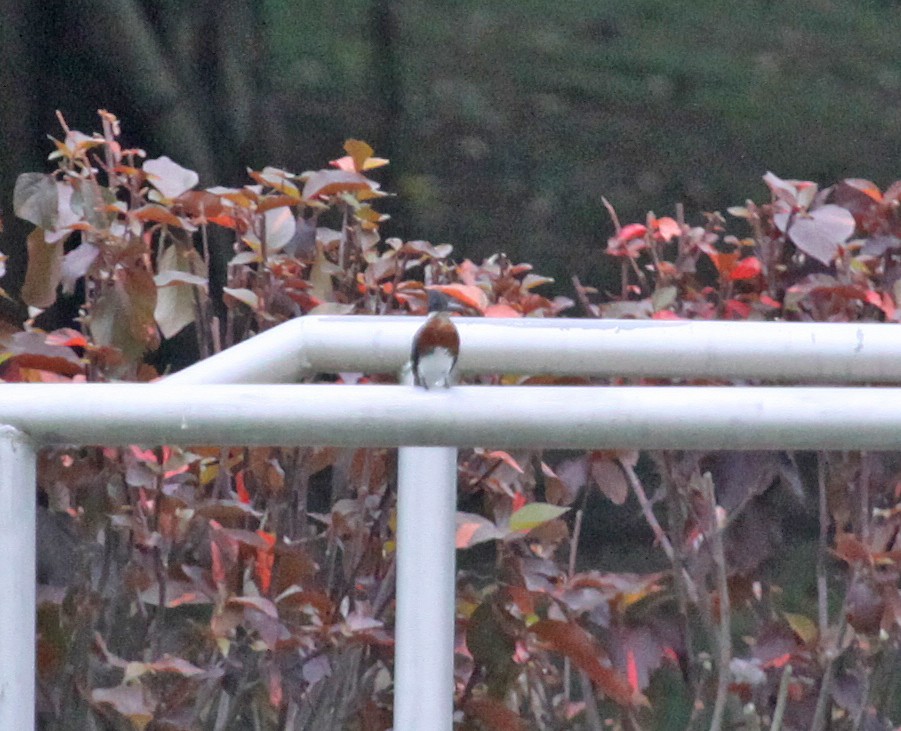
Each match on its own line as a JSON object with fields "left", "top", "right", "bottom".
{"left": 2, "top": 0, "right": 900, "bottom": 297}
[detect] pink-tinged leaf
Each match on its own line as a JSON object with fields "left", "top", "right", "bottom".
{"left": 763, "top": 171, "right": 800, "bottom": 206}
{"left": 508, "top": 503, "right": 570, "bottom": 534}
{"left": 132, "top": 655, "right": 207, "bottom": 678}
{"left": 729, "top": 256, "right": 762, "bottom": 281}
{"left": 329, "top": 155, "right": 357, "bottom": 172}
{"left": 654, "top": 216, "right": 681, "bottom": 242}
{"left": 484, "top": 303, "right": 521, "bottom": 318}
{"left": 487, "top": 451, "right": 524, "bottom": 473}
{"left": 21, "top": 228, "right": 63, "bottom": 308}
{"left": 45, "top": 183, "right": 81, "bottom": 244}
{"left": 248, "top": 167, "right": 300, "bottom": 197}
{"left": 0, "top": 331, "right": 82, "bottom": 377}
{"left": 228, "top": 595, "right": 279, "bottom": 619}
{"left": 263, "top": 206, "right": 296, "bottom": 251}
{"left": 456, "top": 512, "right": 505, "bottom": 548}
{"left": 589, "top": 455, "right": 628, "bottom": 505}
{"left": 61, "top": 242, "right": 99, "bottom": 294}
{"left": 724, "top": 299, "right": 752, "bottom": 319}
{"left": 154, "top": 244, "right": 207, "bottom": 339}
{"left": 44, "top": 328, "right": 88, "bottom": 349}
{"left": 144, "top": 156, "right": 199, "bottom": 198}
{"left": 91, "top": 684, "right": 154, "bottom": 730}
{"left": 788, "top": 204, "right": 856, "bottom": 265}
{"left": 154, "top": 270, "right": 208, "bottom": 288}
{"left": 618, "top": 223, "right": 648, "bottom": 241}
{"left": 222, "top": 287, "right": 259, "bottom": 310}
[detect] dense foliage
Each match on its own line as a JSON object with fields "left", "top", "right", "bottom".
{"left": 3, "top": 112, "right": 901, "bottom": 729}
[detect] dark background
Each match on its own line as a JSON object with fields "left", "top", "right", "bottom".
{"left": 2, "top": 0, "right": 900, "bottom": 297}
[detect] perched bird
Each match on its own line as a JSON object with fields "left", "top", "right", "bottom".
{"left": 411, "top": 290, "right": 461, "bottom": 389}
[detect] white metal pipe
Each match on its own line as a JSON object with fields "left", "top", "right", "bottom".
{"left": 165, "top": 317, "right": 901, "bottom": 385}
{"left": 0, "top": 427, "right": 35, "bottom": 730}
{"left": 3, "top": 383, "right": 901, "bottom": 450}
{"left": 394, "top": 447, "right": 457, "bottom": 731}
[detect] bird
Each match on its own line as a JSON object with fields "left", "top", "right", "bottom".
{"left": 411, "top": 290, "right": 461, "bottom": 389}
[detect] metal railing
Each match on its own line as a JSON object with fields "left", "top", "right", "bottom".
{"left": 3, "top": 317, "right": 901, "bottom": 729}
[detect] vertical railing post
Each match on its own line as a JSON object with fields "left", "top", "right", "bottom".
{"left": 0, "top": 426, "right": 36, "bottom": 729}
{"left": 394, "top": 446, "right": 458, "bottom": 731}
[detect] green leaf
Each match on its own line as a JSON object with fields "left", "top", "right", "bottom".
{"left": 508, "top": 502, "right": 570, "bottom": 534}
{"left": 91, "top": 268, "right": 159, "bottom": 359}
{"left": 14, "top": 173, "right": 58, "bottom": 229}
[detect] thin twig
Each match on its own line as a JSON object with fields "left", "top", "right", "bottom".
{"left": 701, "top": 472, "right": 731, "bottom": 731}
{"left": 621, "top": 459, "right": 698, "bottom": 602}
{"left": 601, "top": 196, "right": 622, "bottom": 233}
{"left": 858, "top": 451, "right": 871, "bottom": 542}
{"left": 816, "top": 452, "right": 830, "bottom": 638}
{"left": 810, "top": 563, "right": 856, "bottom": 731}
{"left": 809, "top": 610, "right": 849, "bottom": 731}
{"left": 580, "top": 669, "right": 604, "bottom": 731}
{"left": 564, "top": 490, "right": 588, "bottom": 702}
{"left": 769, "top": 664, "right": 792, "bottom": 731}
{"left": 660, "top": 452, "right": 699, "bottom": 694}
{"left": 571, "top": 275, "right": 598, "bottom": 317}
{"left": 850, "top": 667, "right": 871, "bottom": 731}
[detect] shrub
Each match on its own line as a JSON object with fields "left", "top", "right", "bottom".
{"left": 4, "top": 110, "right": 901, "bottom": 729}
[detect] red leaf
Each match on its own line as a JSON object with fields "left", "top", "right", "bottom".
{"left": 431, "top": 283, "right": 488, "bottom": 312}
{"left": 256, "top": 530, "right": 276, "bottom": 594}
{"left": 724, "top": 299, "right": 751, "bottom": 319}
{"left": 618, "top": 223, "right": 648, "bottom": 241}
{"left": 626, "top": 648, "right": 640, "bottom": 693}
{"left": 45, "top": 327, "right": 88, "bottom": 348}
{"left": 651, "top": 310, "right": 682, "bottom": 320}
{"left": 235, "top": 471, "right": 251, "bottom": 504}
{"left": 729, "top": 256, "right": 761, "bottom": 281}
{"left": 210, "top": 540, "right": 226, "bottom": 587}
{"left": 834, "top": 532, "right": 872, "bottom": 566}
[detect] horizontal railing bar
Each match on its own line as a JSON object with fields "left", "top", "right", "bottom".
{"left": 163, "top": 316, "right": 901, "bottom": 385}
{"left": 3, "top": 383, "right": 901, "bottom": 450}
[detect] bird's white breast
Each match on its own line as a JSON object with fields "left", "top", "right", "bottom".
{"left": 416, "top": 347, "right": 456, "bottom": 389}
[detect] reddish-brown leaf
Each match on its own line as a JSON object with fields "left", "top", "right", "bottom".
{"left": 302, "top": 169, "right": 375, "bottom": 200}
{"left": 132, "top": 204, "right": 185, "bottom": 228}
{"left": 465, "top": 697, "right": 528, "bottom": 731}
{"left": 530, "top": 619, "right": 645, "bottom": 707}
